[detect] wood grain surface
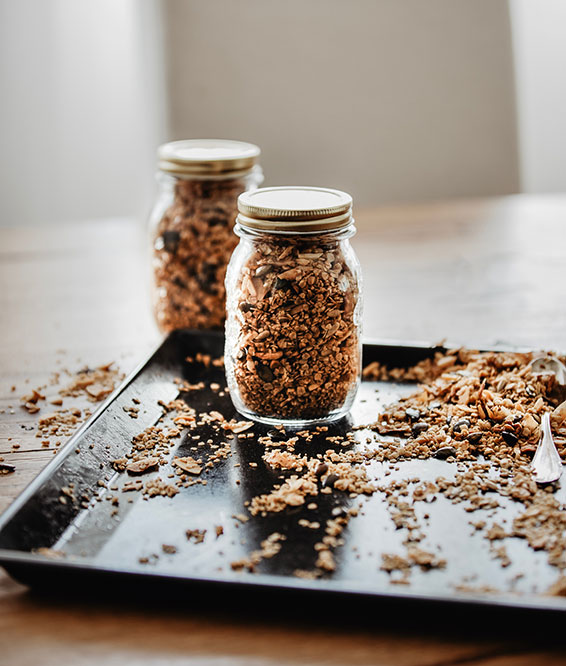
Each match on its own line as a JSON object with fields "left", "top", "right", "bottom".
{"left": 2, "top": 196, "right": 566, "bottom": 665}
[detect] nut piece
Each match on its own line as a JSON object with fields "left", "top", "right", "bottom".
{"left": 173, "top": 456, "right": 203, "bottom": 475}
{"left": 126, "top": 457, "right": 160, "bottom": 475}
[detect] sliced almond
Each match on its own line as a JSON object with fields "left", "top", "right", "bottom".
{"left": 224, "top": 420, "right": 254, "bottom": 434}
{"left": 126, "top": 457, "right": 160, "bottom": 475}
{"left": 173, "top": 456, "right": 202, "bottom": 475}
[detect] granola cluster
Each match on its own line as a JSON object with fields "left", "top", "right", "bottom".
{"left": 152, "top": 177, "right": 249, "bottom": 332}
{"left": 363, "top": 348, "right": 566, "bottom": 462}
{"left": 357, "top": 348, "right": 566, "bottom": 583}
{"left": 226, "top": 235, "right": 361, "bottom": 421}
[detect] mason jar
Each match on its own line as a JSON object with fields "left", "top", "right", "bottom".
{"left": 149, "top": 139, "right": 263, "bottom": 333}
{"left": 224, "top": 186, "right": 363, "bottom": 426}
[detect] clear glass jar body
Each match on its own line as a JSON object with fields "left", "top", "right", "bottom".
{"left": 149, "top": 166, "right": 263, "bottom": 333}
{"left": 225, "top": 225, "right": 363, "bottom": 426}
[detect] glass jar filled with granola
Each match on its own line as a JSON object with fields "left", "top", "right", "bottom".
{"left": 225, "top": 186, "right": 362, "bottom": 426}
{"left": 149, "top": 139, "right": 263, "bottom": 333}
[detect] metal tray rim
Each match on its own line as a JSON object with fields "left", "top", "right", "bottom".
{"left": 1, "top": 548, "right": 565, "bottom": 615}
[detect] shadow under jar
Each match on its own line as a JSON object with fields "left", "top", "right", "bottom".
{"left": 149, "top": 139, "right": 263, "bottom": 333}
{"left": 225, "top": 186, "right": 363, "bottom": 426}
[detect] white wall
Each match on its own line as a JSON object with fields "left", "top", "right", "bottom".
{"left": 510, "top": 0, "right": 566, "bottom": 194}
{"left": 2, "top": 1, "right": 564, "bottom": 227}
{"left": 162, "top": 0, "right": 520, "bottom": 206}
{"left": 0, "top": 0, "right": 166, "bottom": 226}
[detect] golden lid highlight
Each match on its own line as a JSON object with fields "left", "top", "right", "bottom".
{"left": 237, "top": 186, "right": 353, "bottom": 232}
{"left": 157, "top": 139, "right": 260, "bottom": 177}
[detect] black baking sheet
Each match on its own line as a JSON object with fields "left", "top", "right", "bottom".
{"left": 1, "top": 329, "right": 566, "bottom": 619}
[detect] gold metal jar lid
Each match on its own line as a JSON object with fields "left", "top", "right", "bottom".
{"left": 237, "top": 186, "right": 353, "bottom": 232}
{"left": 157, "top": 139, "right": 261, "bottom": 178}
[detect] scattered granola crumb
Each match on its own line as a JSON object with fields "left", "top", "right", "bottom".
{"left": 20, "top": 389, "right": 45, "bottom": 413}
{"left": 316, "top": 549, "right": 336, "bottom": 572}
{"left": 223, "top": 420, "right": 254, "bottom": 434}
{"left": 123, "top": 405, "right": 140, "bottom": 419}
{"left": 144, "top": 478, "right": 179, "bottom": 498}
{"left": 60, "top": 363, "right": 122, "bottom": 402}
{"left": 126, "top": 457, "right": 159, "bottom": 475}
{"left": 249, "top": 475, "right": 318, "bottom": 516}
{"left": 186, "top": 529, "right": 206, "bottom": 544}
{"left": 173, "top": 456, "right": 203, "bottom": 475}
{"left": 230, "top": 532, "right": 286, "bottom": 572}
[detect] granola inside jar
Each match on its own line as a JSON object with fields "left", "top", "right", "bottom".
{"left": 225, "top": 186, "right": 363, "bottom": 426}
{"left": 149, "top": 139, "right": 263, "bottom": 333}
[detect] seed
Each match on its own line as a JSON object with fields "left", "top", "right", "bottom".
{"left": 161, "top": 230, "right": 180, "bottom": 254}
{"left": 255, "top": 264, "right": 272, "bottom": 278}
{"left": 502, "top": 431, "right": 518, "bottom": 446}
{"left": 452, "top": 419, "right": 470, "bottom": 433}
{"left": 434, "top": 446, "right": 457, "bottom": 460}
{"left": 405, "top": 408, "right": 420, "bottom": 421}
{"left": 412, "top": 422, "right": 429, "bottom": 436}
{"left": 257, "top": 364, "right": 274, "bottom": 382}
{"left": 323, "top": 473, "right": 339, "bottom": 488}
{"left": 274, "top": 278, "right": 292, "bottom": 291}
{"left": 315, "top": 463, "right": 328, "bottom": 477}
{"left": 251, "top": 277, "right": 265, "bottom": 300}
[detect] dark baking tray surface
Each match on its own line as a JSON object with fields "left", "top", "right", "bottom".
{"left": 1, "top": 330, "right": 566, "bottom": 619}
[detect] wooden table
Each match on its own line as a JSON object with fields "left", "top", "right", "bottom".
{"left": 2, "top": 195, "right": 566, "bottom": 665}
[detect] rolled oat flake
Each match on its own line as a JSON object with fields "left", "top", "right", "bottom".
{"left": 224, "top": 186, "right": 363, "bottom": 426}
{"left": 149, "top": 139, "right": 263, "bottom": 333}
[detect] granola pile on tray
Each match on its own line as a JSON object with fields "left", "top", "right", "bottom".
{"left": 363, "top": 347, "right": 566, "bottom": 463}
{"left": 28, "top": 347, "right": 566, "bottom": 595}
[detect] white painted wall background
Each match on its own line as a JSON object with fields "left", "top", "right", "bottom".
{"left": 0, "top": 0, "right": 564, "bottom": 226}
{"left": 0, "top": 0, "right": 166, "bottom": 226}
{"left": 509, "top": 0, "right": 566, "bottom": 194}
{"left": 162, "top": 0, "right": 520, "bottom": 208}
